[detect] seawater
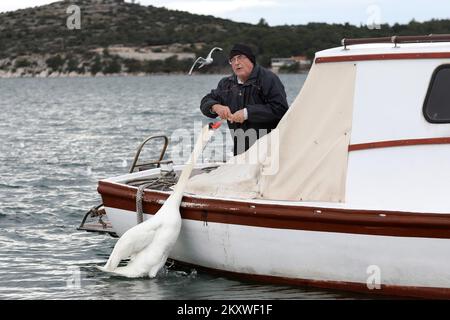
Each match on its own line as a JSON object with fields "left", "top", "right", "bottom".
{"left": 0, "top": 74, "right": 366, "bottom": 300}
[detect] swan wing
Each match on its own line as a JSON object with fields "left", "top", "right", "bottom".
{"left": 188, "top": 57, "right": 204, "bottom": 75}
{"left": 100, "top": 217, "right": 163, "bottom": 271}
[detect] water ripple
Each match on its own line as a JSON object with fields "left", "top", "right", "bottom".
{"left": 0, "top": 75, "right": 365, "bottom": 300}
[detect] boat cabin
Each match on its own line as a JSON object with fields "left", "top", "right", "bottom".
{"left": 82, "top": 35, "right": 450, "bottom": 298}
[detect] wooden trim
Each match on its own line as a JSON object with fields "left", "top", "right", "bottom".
{"left": 98, "top": 181, "right": 450, "bottom": 239}
{"left": 342, "top": 34, "right": 450, "bottom": 48}
{"left": 349, "top": 137, "right": 450, "bottom": 152}
{"left": 315, "top": 52, "right": 450, "bottom": 64}
{"left": 173, "top": 260, "right": 450, "bottom": 299}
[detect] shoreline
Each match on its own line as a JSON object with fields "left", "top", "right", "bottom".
{"left": 0, "top": 70, "right": 309, "bottom": 79}
{"left": 0, "top": 71, "right": 194, "bottom": 79}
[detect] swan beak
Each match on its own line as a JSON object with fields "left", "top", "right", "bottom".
{"left": 209, "top": 121, "right": 223, "bottom": 130}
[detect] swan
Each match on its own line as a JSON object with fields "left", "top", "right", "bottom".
{"left": 188, "top": 47, "right": 223, "bottom": 75}
{"left": 97, "top": 122, "right": 221, "bottom": 278}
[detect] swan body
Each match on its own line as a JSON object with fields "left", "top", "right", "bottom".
{"left": 188, "top": 47, "right": 222, "bottom": 75}
{"left": 98, "top": 123, "right": 219, "bottom": 277}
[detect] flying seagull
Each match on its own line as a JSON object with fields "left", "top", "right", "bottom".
{"left": 188, "top": 47, "right": 223, "bottom": 75}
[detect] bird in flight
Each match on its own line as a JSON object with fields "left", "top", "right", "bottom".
{"left": 188, "top": 47, "right": 223, "bottom": 75}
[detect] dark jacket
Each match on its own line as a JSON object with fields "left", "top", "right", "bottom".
{"left": 200, "top": 65, "right": 288, "bottom": 154}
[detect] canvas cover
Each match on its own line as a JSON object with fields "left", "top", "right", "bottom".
{"left": 186, "top": 62, "right": 356, "bottom": 202}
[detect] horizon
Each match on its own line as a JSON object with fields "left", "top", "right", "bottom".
{"left": 1, "top": 0, "right": 450, "bottom": 27}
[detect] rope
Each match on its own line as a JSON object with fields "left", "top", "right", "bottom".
{"left": 133, "top": 166, "right": 217, "bottom": 225}
{"left": 136, "top": 182, "right": 156, "bottom": 224}
{"left": 134, "top": 173, "right": 178, "bottom": 224}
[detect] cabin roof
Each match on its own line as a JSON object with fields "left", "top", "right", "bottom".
{"left": 316, "top": 42, "right": 450, "bottom": 59}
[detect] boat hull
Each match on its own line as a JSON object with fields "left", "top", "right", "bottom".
{"left": 99, "top": 180, "right": 450, "bottom": 298}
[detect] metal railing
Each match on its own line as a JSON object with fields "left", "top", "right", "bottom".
{"left": 79, "top": 134, "right": 170, "bottom": 237}
{"left": 341, "top": 34, "right": 450, "bottom": 49}
{"left": 129, "top": 135, "right": 169, "bottom": 173}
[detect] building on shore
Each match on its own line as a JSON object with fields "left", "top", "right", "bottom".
{"left": 271, "top": 55, "right": 312, "bottom": 73}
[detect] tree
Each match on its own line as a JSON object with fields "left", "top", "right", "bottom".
{"left": 124, "top": 59, "right": 143, "bottom": 73}
{"left": 103, "top": 57, "right": 122, "bottom": 74}
{"left": 257, "top": 18, "right": 269, "bottom": 27}
{"left": 14, "top": 58, "right": 32, "bottom": 68}
{"left": 67, "top": 57, "right": 79, "bottom": 72}
{"left": 90, "top": 54, "right": 102, "bottom": 75}
{"left": 103, "top": 47, "right": 111, "bottom": 57}
{"left": 46, "top": 55, "right": 64, "bottom": 72}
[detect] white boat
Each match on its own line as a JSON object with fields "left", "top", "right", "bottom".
{"left": 83, "top": 35, "right": 450, "bottom": 298}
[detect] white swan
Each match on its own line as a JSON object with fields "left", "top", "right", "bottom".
{"left": 98, "top": 122, "right": 221, "bottom": 278}
{"left": 188, "top": 47, "right": 223, "bottom": 75}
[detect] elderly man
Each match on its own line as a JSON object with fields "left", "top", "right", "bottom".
{"left": 200, "top": 44, "right": 289, "bottom": 155}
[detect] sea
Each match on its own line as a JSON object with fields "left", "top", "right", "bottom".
{"left": 0, "top": 74, "right": 368, "bottom": 300}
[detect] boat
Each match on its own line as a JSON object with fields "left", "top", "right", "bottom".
{"left": 80, "top": 34, "right": 450, "bottom": 298}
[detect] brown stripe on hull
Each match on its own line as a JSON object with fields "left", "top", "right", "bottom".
{"left": 349, "top": 137, "right": 450, "bottom": 152}
{"left": 315, "top": 52, "right": 450, "bottom": 64}
{"left": 173, "top": 260, "right": 450, "bottom": 299}
{"left": 98, "top": 181, "right": 450, "bottom": 239}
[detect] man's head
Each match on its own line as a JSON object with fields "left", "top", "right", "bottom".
{"left": 229, "top": 44, "right": 255, "bottom": 82}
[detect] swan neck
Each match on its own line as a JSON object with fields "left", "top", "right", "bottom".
{"left": 172, "top": 126, "right": 211, "bottom": 201}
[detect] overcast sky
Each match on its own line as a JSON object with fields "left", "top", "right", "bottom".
{"left": 1, "top": 0, "right": 450, "bottom": 26}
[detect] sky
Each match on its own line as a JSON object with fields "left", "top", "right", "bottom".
{"left": 1, "top": 0, "right": 450, "bottom": 26}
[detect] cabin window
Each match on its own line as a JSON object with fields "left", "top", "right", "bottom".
{"left": 423, "top": 65, "right": 450, "bottom": 123}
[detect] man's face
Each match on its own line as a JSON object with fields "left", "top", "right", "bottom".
{"left": 229, "top": 54, "right": 254, "bottom": 82}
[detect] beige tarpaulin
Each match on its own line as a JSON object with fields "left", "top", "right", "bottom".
{"left": 186, "top": 62, "right": 356, "bottom": 202}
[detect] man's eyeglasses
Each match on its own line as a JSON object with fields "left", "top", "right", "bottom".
{"left": 229, "top": 55, "right": 247, "bottom": 65}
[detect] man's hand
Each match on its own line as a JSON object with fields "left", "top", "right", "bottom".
{"left": 212, "top": 104, "right": 232, "bottom": 120}
{"left": 229, "top": 109, "right": 246, "bottom": 124}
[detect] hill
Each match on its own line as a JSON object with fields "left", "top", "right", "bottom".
{"left": 1, "top": 0, "right": 450, "bottom": 77}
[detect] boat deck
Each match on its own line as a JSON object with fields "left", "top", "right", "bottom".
{"left": 78, "top": 166, "right": 219, "bottom": 236}
{"left": 122, "top": 166, "right": 219, "bottom": 191}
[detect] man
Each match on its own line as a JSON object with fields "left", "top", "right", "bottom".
{"left": 200, "top": 44, "right": 289, "bottom": 155}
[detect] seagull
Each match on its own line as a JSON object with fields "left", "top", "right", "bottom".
{"left": 188, "top": 47, "right": 223, "bottom": 75}
{"left": 97, "top": 121, "right": 223, "bottom": 278}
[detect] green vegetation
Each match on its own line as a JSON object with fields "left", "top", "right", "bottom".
{"left": 123, "top": 59, "right": 142, "bottom": 73}
{"left": 90, "top": 54, "right": 103, "bottom": 75}
{"left": 14, "top": 58, "right": 32, "bottom": 68}
{"left": 46, "top": 55, "right": 64, "bottom": 72}
{"left": 0, "top": 0, "right": 450, "bottom": 76}
{"left": 66, "top": 56, "right": 80, "bottom": 73}
{"left": 103, "top": 57, "right": 122, "bottom": 74}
